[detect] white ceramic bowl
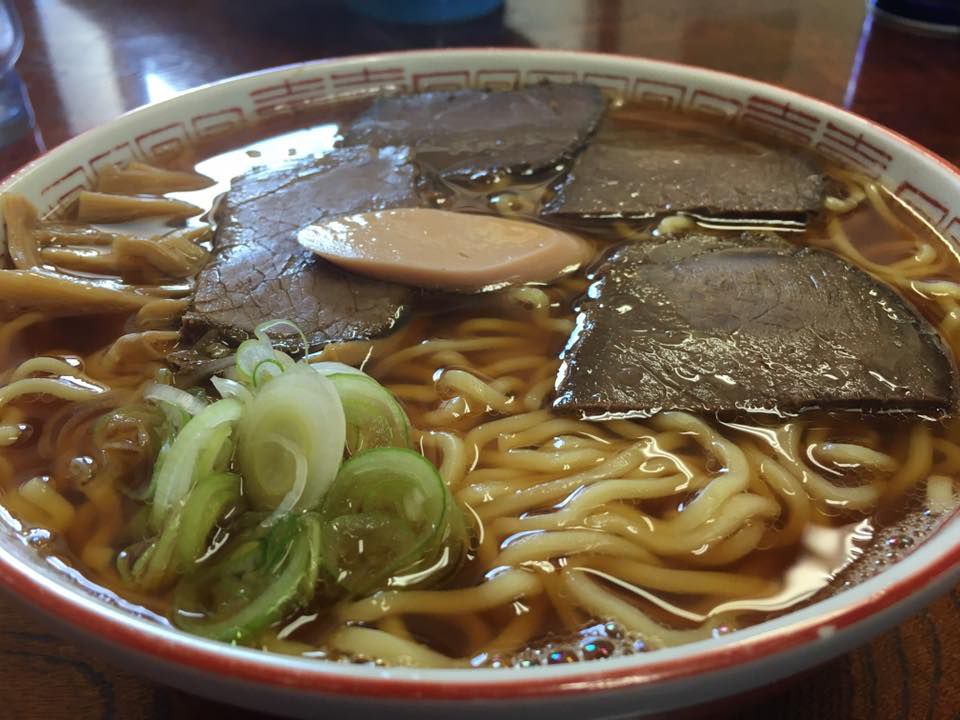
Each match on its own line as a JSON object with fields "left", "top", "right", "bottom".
{"left": 1, "top": 49, "right": 959, "bottom": 719}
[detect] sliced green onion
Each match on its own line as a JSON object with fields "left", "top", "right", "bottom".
{"left": 144, "top": 383, "right": 208, "bottom": 416}
{"left": 211, "top": 376, "right": 253, "bottom": 404}
{"left": 309, "top": 361, "right": 367, "bottom": 377}
{"left": 150, "top": 398, "right": 243, "bottom": 529}
{"left": 252, "top": 358, "right": 285, "bottom": 387}
{"left": 119, "top": 472, "right": 241, "bottom": 590}
{"left": 254, "top": 319, "right": 309, "bottom": 357}
{"left": 174, "top": 472, "right": 242, "bottom": 570}
{"left": 237, "top": 366, "right": 345, "bottom": 514}
{"left": 320, "top": 448, "right": 454, "bottom": 596}
{"left": 259, "top": 433, "right": 307, "bottom": 527}
{"left": 171, "top": 512, "right": 321, "bottom": 644}
{"left": 328, "top": 373, "right": 410, "bottom": 455}
{"left": 235, "top": 339, "right": 276, "bottom": 386}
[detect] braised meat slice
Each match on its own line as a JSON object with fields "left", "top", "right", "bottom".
{"left": 543, "top": 142, "right": 828, "bottom": 221}
{"left": 342, "top": 83, "right": 605, "bottom": 178}
{"left": 181, "top": 146, "right": 421, "bottom": 353}
{"left": 555, "top": 233, "right": 957, "bottom": 417}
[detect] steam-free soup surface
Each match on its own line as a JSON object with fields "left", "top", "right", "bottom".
{"left": 0, "top": 88, "right": 957, "bottom": 669}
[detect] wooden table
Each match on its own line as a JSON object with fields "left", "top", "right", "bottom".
{"left": 1, "top": 1, "right": 958, "bottom": 718}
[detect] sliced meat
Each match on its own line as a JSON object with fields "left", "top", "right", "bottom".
{"left": 543, "top": 142, "right": 828, "bottom": 221}
{"left": 555, "top": 233, "right": 958, "bottom": 417}
{"left": 342, "top": 84, "right": 605, "bottom": 179}
{"left": 180, "top": 146, "right": 422, "bottom": 355}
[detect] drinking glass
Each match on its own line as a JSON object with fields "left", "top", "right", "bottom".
{"left": 0, "top": 0, "right": 30, "bottom": 149}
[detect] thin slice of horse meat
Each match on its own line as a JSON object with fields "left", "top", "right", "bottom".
{"left": 342, "top": 84, "right": 605, "bottom": 179}
{"left": 555, "top": 232, "right": 958, "bottom": 417}
{"left": 543, "top": 142, "right": 828, "bottom": 222}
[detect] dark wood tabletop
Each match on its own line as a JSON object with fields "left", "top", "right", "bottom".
{"left": 1, "top": 1, "right": 959, "bottom": 718}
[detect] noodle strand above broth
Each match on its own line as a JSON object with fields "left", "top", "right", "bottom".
{"left": 0, "top": 97, "right": 958, "bottom": 669}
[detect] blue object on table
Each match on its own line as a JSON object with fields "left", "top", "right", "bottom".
{"left": 0, "top": 71, "right": 32, "bottom": 147}
{"left": 0, "top": 0, "right": 28, "bottom": 148}
{"left": 344, "top": 0, "right": 504, "bottom": 25}
{"left": 873, "top": 0, "right": 960, "bottom": 32}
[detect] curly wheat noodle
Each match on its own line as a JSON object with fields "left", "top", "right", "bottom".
{"left": 386, "top": 383, "right": 439, "bottom": 403}
{"left": 490, "top": 475, "right": 692, "bottom": 533}
{"left": 474, "top": 597, "right": 544, "bottom": 659}
{"left": 641, "top": 412, "right": 754, "bottom": 533}
{"left": 884, "top": 423, "right": 934, "bottom": 502}
{"left": 825, "top": 217, "right": 944, "bottom": 284}
{"left": 17, "top": 477, "right": 75, "bottom": 532}
{"left": 460, "top": 468, "right": 546, "bottom": 486}
{"left": 504, "top": 285, "right": 551, "bottom": 311}
{"left": 451, "top": 612, "right": 496, "bottom": 652}
{"left": 496, "top": 529, "right": 661, "bottom": 566}
{"left": 497, "top": 417, "right": 615, "bottom": 451}
{"left": 372, "top": 336, "right": 528, "bottom": 377}
{"left": 328, "top": 627, "right": 464, "bottom": 668}
{"left": 481, "top": 354, "right": 552, "bottom": 377}
{"left": 416, "top": 430, "right": 467, "bottom": 489}
{"left": 523, "top": 375, "right": 558, "bottom": 411}
{"left": 932, "top": 437, "right": 960, "bottom": 475}
{"left": 773, "top": 423, "right": 879, "bottom": 510}
{"left": 429, "top": 349, "right": 471, "bottom": 368}
{"left": 9, "top": 356, "right": 102, "bottom": 385}
{"left": 0, "top": 376, "right": 108, "bottom": 412}
{"left": 743, "top": 445, "right": 811, "bottom": 548}
{"left": 537, "top": 434, "right": 612, "bottom": 451}
{"left": 337, "top": 569, "right": 542, "bottom": 622}
{"left": 814, "top": 442, "right": 898, "bottom": 472}
{"left": 436, "top": 370, "right": 518, "bottom": 414}
{"left": 479, "top": 447, "right": 609, "bottom": 473}
{"left": 584, "top": 494, "right": 779, "bottom": 555}
{"left": 579, "top": 555, "right": 779, "bottom": 598}
{"left": 455, "top": 317, "right": 539, "bottom": 337}
{"left": 683, "top": 523, "right": 769, "bottom": 567}
{"left": 377, "top": 614, "right": 415, "bottom": 642}
{"left": 490, "top": 376, "right": 527, "bottom": 396}
{"left": 465, "top": 410, "right": 552, "bottom": 450}
{"left": 559, "top": 569, "right": 714, "bottom": 649}
{"left": 926, "top": 475, "right": 958, "bottom": 514}
{"left": 475, "top": 437, "right": 680, "bottom": 522}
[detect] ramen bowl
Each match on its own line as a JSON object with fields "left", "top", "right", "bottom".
{"left": 0, "top": 49, "right": 959, "bottom": 719}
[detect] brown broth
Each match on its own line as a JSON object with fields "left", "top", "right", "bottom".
{"left": 0, "top": 95, "right": 957, "bottom": 667}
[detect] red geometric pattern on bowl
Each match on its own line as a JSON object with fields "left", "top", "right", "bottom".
{"left": 817, "top": 121, "right": 893, "bottom": 179}
{"left": 688, "top": 88, "right": 742, "bottom": 119}
{"left": 329, "top": 66, "right": 405, "bottom": 91}
{"left": 582, "top": 72, "right": 631, "bottom": 96}
{"left": 88, "top": 141, "right": 137, "bottom": 175}
{"left": 631, "top": 77, "right": 687, "bottom": 109}
{"left": 250, "top": 76, "right": 328, "bottom": 119}
{"left": 946, "top": 217, "right": 960, "bottom": 244}
{"left": 412, "top": 70, "right": 471, "bottom": 92}
{"left": 191, "top": 108, "right": 245, "bottom": 139}
{"left": 135, "top": 121, "right": 189, "bottom": 162}
{"left": 525, "top": 68, "right": 579, "bottom": 84}
{"left": 896, "top": 181, "right": 951, "bottom": 227}
{"left": 39, "top": 164, "right": 89, "bottom": 207}
{"left": 475, "top": 69, "right": 521, "bottom": 91}
{"left": 742, "top": 95, "right": 820, "bottom": 145}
